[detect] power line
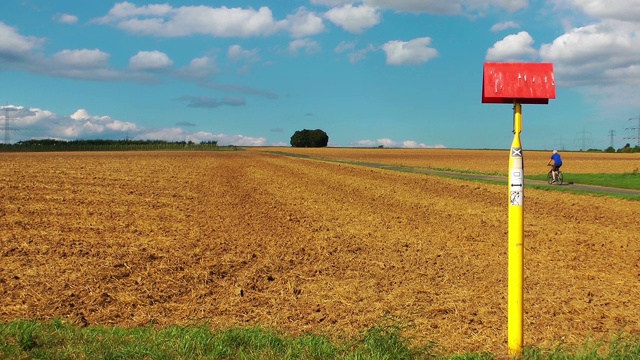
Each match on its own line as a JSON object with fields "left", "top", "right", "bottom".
{"left": 624, "top": 115, "right": 640, "bottom": 147}
{"left": 574, "top": 129, "right": 591, "bottom": 151}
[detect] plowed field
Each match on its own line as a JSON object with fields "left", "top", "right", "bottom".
{"left": 1, "top": 150, "right": 639, "bottom": 358}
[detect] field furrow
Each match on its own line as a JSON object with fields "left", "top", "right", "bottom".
{"left": 1, "top": 150, "right": 639, "bottom": 357}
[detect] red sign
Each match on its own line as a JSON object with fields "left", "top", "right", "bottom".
{"left": 482, "top": 62, "right": 555, "bottom": 104}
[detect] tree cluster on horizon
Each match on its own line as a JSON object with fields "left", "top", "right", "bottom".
{"left": 290, "top": 129, "right": 329, "bottom": 148}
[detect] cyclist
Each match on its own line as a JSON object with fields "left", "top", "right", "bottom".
{"left": 547, "top": 150, "right": 563, "bottom": 183}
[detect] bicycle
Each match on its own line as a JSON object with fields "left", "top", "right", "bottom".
{"left": 547, "top": 166, "right": 564, "bottom": 185}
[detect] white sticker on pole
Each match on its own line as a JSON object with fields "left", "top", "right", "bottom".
{"left": 510, "top": 169, "right": 524, "bottom": 206}
{"left": 510, "top": 191, "right": 523, "bottom": 206}
{"left": 510, "top": 170, "right": 524, "bottom": 192}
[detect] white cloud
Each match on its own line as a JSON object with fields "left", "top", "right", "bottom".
{"left": 1, "top": 105, "right": 42, "bottom": 127}
{"left": 137, "top": 128, "right": 268, "bottom": 146}
{"left": 54, "top": 13, "right": 79, "bottom": 24}
{"left": 311, "top": 0, "right": 353, "bottom": 6}
{"left": 228, "top": 45, "right": 259, "bottom": 63}
{"left": 486, "top": 31, "right": 537, "bottom": 61}
{"left": 363, "top": 0, "right": 528, "bottom": 14}
{"left": 365, "top": 0, "right": 462, "bottom": 14}
{"left": 175, "top": 56, "right": 218, "bottom": 81}
{"left": 9, "top": 107, "right": 139, "bottom": 140}
{"left": 477, "top": 0, "right": 529, "bottom": 13}
{"left": 349, "top": 45, "right": 377, "bottom": 63}
{"left": 334, "top": 41, "right": 356, "bottom": 53}
{"left": 289, "top": 38, "right": 321, "bottom": 55}
{"left": 540, "top": 21, "right": 640, "bottom": 87}
{"left": 491, "top": 20, "right": 519, "bottom": 32}
{"left": 382, "top": 37, "right": 438, "bottom": 66}
{"left": 70, "top": 109, "right": 91, "bottom": 121}
{"left": 324, "top": 4, "right": 381, "bottom": 33}
{"left": 0, "top": 21, "right": 220, "bottom": 84}
{"left": 350, "top": 138, "right": 446, "bottom": 148}
{"left": 129, "top": 51, "right": 174, "bottom": 71}
{"left": 566, "top": 0, "right": 640, "bottom": 22}
{"left": 8, "top": 105, "right": 271, "bottom": 146}
{"left": 334, "top": 41, "right": 376, "bottom": 63}
{"left": 96, "top": 3, "right": 287, "bottom": 37}
{"left": 52, "top": 49, "right": 110, "bottom": 68}
{"left": 0, "top": 21, "right": 43, "bottom": 56}
{"left": 281, "top": 7, "right": 326, "bottom": 38}
{"left": 402, "top": 140, "right": 445, "bottom": 148}
{"left": 62, "top": 109, "right": 138, "bottom": 137}
{"left": 95, "top": 2, "right": 175, "bottom": 24}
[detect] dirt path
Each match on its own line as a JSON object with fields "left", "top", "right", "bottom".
{"left": 367, "top": 164, "right": 640, "bottom": 196}
{"left": 268, "top": 151, "right": 640, "bottom": 197}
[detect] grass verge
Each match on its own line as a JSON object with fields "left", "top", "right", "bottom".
{"left": 526, "top": 172, "right": 640, "bottom": 190}
{"left": 2, "top": 320, "right": 640, "bottom": 359}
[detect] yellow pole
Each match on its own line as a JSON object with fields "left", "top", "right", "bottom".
{"left": 508, "top": 102, "right": 524, "bottom": 358}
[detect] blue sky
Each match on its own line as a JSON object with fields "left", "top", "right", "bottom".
{"left": 1, "top": 0, "right": 639, "bottom": 150}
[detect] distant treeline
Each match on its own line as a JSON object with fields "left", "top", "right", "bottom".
{"left": 587, "top": 143, "right": 640, "bottom": 153}
{"left": 0, "top": 139, "right": 234, "bottom": 152}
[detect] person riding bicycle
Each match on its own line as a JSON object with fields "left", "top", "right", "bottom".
{"left": 547, "top": 150, "right": 563, "bottom": 183}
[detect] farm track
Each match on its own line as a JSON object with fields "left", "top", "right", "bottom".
{"left": 266, "top": 150, "right": 640, "bottom": 197}
{"left": 1, "top": 150, "right": 640, "bottom": 358}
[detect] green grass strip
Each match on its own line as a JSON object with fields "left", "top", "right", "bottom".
{"left": 2, "top": 320, "right": 640, "bottom": 359}
{"left": 527, "top": 172, "right": 640, "bottom": 190}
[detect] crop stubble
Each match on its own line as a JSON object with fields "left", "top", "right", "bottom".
{"left": 0, "top": 150, "right": 639, "bottom": 357}
{"left": 262, "top": 147, "right": 640, "bottom": 175}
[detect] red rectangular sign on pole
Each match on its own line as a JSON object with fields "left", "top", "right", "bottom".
{"left": 482, "top": 62, "right": 555, "bottom": 104}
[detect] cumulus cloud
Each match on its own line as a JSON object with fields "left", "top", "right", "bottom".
{"left": 363, "top": 0, "right": 528, "bottom": 15}
{"left": 129, "top": 50, "right": 174, "bottom": 71}
{"left": 5, "top": 104, "right": 272, "bottom": 146}
{"left": 567, "top": 0, "right": 640, "bottom": 23}
{"left": 7, "top": 107, "right": 139, "bottom": 140}
{"left": 311, "top": 0, "right": 353, "bottom": 6}
{"left": 491, "top": 20, "right": 520, "bottom": 32}
{"left": 335, "top": 41, "right": 377, "bottom": 63}
{"left": 228, "top": 45, "right": 259, "bottom": 63}
{"left": 486, "top": 31, "right": 538, "bottom": 61}
{"left": 174, "top": 56, "right": 218, "bottom": 82}
{"left": 540, "top": 21, "right": 640, "bottom": 87}
{"left": 0, "top": 21, "right": 43, "bottom": 58}
{"left": 350, "top": 138, "right": 446, "bottom": 148}
{"left": 529, "top": 0, "right": 640, "bottom": 107}
{"left": 65, "top": 109, "right": 138, "bottom": 136}
{"left": 355, "top": 45, "right": 377, "bottom": 62}
{"left": 137, "top": 128, "right": 268, "bottom": 146}
{"left": 98, "top": 4, "right": 278, "bottom": 37}
{"left": 281, "top": 7, "right": 326, "bottom": 38}
{"left": 94, "top": 2, "right": 323, "bottom": 38}
{"left": 0, "top": 21, "right": 221, "bottom": 85}
{"left": 52, "top": 49, "right": 110, "bottom": 68}
{"left": 365, "top": 0, "right": 462, "bottom": 14}
{"left": 382, "top": 37, "right": 438, "bottom": 65}
{"left": 324, "top": 4, "right": 381, "bottom": 33}
{"left": 289, "top": 38, "right": 321, "bottom": 55}
{"left": 54, "top": 13, "right": 79, "bottom": 24}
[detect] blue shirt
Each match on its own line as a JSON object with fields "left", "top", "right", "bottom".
{"left": 551, "top": 153, "right": 562, "bottom": 165}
